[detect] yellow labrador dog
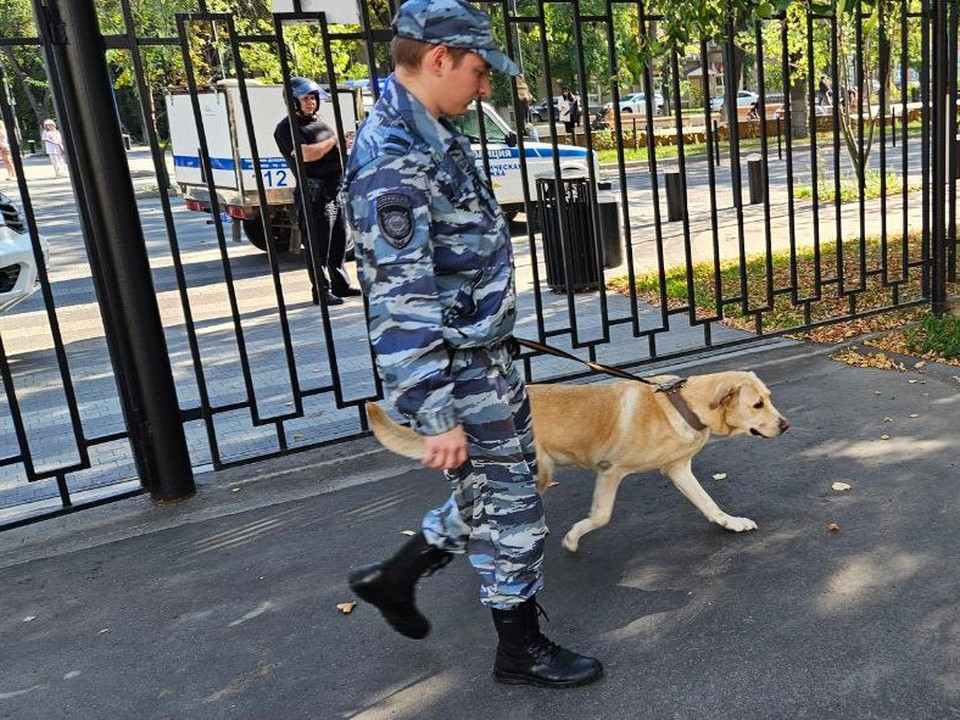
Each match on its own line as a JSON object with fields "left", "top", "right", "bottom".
{"left": 365, "top": 370, "right": 789, "bottom": 553}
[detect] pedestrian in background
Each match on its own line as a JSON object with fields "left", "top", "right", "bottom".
{"left": 274, "top": 77, "right": 360, "bottom": 306}
{"left": 0, "top": 123, "right": 14, "bottom": 181}
{"left": 557, "top": 85, "right": 580, "bottom": 135}
{"left": 41, "top": 119, "right": 66, "bottom": 178}
{"left": 342, "top": 0, "right": 603, "bottom": 689}
{"left": 818, "top": 75, "right": 832, "bottom": 106}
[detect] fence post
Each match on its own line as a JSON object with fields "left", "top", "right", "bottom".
{"left": 34, "top": 0, "right": 195, "bottom": 501}
{"left": 931, "top": 0, "right": 948, "bottom": 317}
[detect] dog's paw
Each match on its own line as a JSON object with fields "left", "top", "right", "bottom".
{"left": 561, "top": 533, "right": 580, "bottom": 553}
{"left": 717, "top": 515, "right": 758, "bottom": 532}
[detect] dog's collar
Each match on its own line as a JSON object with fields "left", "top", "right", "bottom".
{"left": 656, "top": 379, "right": 708, "bottom": 432}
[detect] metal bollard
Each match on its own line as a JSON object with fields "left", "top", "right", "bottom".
{"left": 747, "top": 154, "right": 765, "bottom": 205}
{"left": 776, "top": 116, "right": 783, "bottom": 159}
{"left": 891, "top": 110, "right": 896, "bottom": 147}
{"left": 713, "top": 119, "right": 721, "bottom": 166}
{"left": 664, "top": 170, "right": 685, "bottom": 221}
{"left": 28, "top": 139, "right": 36, "bottom": 154}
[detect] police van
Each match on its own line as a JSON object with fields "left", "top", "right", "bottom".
{"left": 165, "top": 82, "right": 598, "bottom": 252}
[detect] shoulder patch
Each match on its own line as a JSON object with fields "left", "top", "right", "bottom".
{"left": 376, "top": 194, "right": 415, "bottom": 249}
{"left": 382, "top": 128, "right": 415, "bottom": 156}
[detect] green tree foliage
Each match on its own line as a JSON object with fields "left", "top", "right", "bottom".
{"left": 0, "top": 0, "right": 49, "bottom": 143}
{"left": 0, "top": 0, "right": 928, "bottom": 156}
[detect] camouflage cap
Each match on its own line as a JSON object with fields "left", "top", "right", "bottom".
{"left": 392, "top": 0, "right": 520, "bottom": 76}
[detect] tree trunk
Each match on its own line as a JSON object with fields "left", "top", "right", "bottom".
{"left": 1, "top": 46, "right": 46, "bottom": 138}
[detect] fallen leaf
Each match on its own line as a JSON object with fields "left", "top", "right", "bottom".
{"left": 909, "top": 413, "right": 919, "bottom": 419}
{"left": 337, "top": 602, "right": 357, "bottom": 615}
{"left": 98, "top": 628, "right": 110, "bottom": 635}
{"left": 400, "top": 530, "right": 416, "bottom": 536}
{"left": 908, "top": 379, "right": 918, "bottom": 384}
{"left": 292, "top": 432, "right": 305, "bottom": 440}
{"left": 546, "top": 481, "right": 559, "bottom": 488}
{"left": 230, "top": 487, "right": 240, "bottom": 493}
{"left": 914, "top": 361, "right": 926, "bottom": 369}
{"left": 883, "top": 417, "right": 893, "bottom": 422}
{"left": 827, "top": 523, "right": 840, "bottom": 532}
{"left": 873, "top": 390, "right": 882, "bottom": 395}
{"left": 22, "top": 616, "right": 36, "bottom": 623}
{"left": 880, "top": 434, "right": 891, "bottom": 440}
{"left": 831, "top": 482, "right": 852, "bottom": 492}
{"left": 712, "top": 473, "right": 727, "bottom": 481}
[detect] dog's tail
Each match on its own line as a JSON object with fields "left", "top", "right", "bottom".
{"left": 365, "top": 402, "right": 424, "bottom": 459}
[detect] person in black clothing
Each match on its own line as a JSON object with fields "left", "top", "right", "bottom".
{"left": 274, "top": 76, "right": 360, "bottom": 305}
{"left": 818, "top": 75, "right": 832, "bottom": 106}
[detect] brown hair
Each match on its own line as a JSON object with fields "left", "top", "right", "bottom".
{"left": 391, "top": 36, "right": 470, "bottom": 71}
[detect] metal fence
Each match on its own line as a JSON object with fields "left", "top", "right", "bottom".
{"left": 0, "top": 0, "right": 955, "bottom": 529}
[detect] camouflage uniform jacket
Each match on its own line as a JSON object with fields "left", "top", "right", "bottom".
{"left": 342, "top": 75, "right": 517, "bottom": 436}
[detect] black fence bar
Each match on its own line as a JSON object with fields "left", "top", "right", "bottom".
{"left": 44, "top": 0, "right": 194, "bottom": 501}
{"left": 930, "top": 0, "right": 948, "bottom": 316}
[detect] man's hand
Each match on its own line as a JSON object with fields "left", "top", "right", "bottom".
{"left": 422, "top": 426, "right": 468, "bottom": 470}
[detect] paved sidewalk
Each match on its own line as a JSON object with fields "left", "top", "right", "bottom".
{"left": 2, "top": 341, "right": 959, "bottom": 719}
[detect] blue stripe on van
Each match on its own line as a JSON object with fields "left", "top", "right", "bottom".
{"left": 173, "top": 155, "right": 235, "bottom": 171}
{"left": 173, "top": 155, "right": 290, "bottom": 171}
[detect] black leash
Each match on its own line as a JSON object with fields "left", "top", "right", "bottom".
{"left": 511, "top": 336, "right": 708, "bottom": 432}
{"left": 512, "top": 336, "right": 659, "bottom": 385}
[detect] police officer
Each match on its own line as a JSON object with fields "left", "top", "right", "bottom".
{"left": 274, "top": 77, "right": 360, "bottom": 306}
{"left": 342, "top": 0, "right": 603, "bottom": 689}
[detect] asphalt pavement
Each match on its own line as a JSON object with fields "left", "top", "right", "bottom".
{"left": 2, "top": 339, "right": 959, "bottom": 720}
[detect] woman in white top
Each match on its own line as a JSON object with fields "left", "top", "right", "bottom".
{"left": 557, "top": 86, "right": 580, "bottom": 135}
{"left": 41, "top": 119, "right": 67, "bottom": 178}
{"left": 0, "top": 123, "right": 14, "bottom": 181}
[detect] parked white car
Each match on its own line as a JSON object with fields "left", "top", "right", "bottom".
{"left": 604, "top": 91, "right": 664, "bottom": 114}
{"left": 0, "top": 194, "right": 48, "bottom": 314}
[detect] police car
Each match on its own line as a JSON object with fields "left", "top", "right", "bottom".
{"left": 447, "top": 102, "right": 600, "bottom": 222}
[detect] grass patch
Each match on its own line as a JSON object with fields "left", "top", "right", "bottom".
{"left": 905, "top": 314, "right": 960, "bottom": 359}
{"left": 793, "top": 171, "right": 922, "bottom": 203}
{"left": 608, "top": 233, "right": 959, "bottom": 347}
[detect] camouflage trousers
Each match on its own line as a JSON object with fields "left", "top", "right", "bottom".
{"left": 422, "top": 345, "right": 547, "bottom": 610}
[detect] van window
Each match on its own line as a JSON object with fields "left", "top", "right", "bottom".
{"left": 448, "top": 108, "right": 508, "bottom": 144}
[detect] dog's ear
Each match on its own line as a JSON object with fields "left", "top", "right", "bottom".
{"left": 709, "top": 382, "right": 740, "bottom": 409}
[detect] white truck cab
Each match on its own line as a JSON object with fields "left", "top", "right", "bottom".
{"left": 166, "top": 83, "right": 600, "bottom": 252}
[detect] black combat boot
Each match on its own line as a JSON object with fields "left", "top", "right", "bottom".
{"left": 491, "top": 598, "right": 603, "bottom": 687}
{"left": 348, "top": 531, "right": 453, "bottom": 639}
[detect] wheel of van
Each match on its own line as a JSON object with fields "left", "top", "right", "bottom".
{"left": 242, "top": 218, "right": 292, "bottom": 253}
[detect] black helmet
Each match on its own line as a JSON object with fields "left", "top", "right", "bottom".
{"left": 287, "top": 76, "right": 331, "bottom": 114}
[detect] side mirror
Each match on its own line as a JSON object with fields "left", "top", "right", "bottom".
{"left": 506, "top": 131, "right": 518, "bottom": 147}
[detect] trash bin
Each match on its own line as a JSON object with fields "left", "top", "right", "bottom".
{"left": 596, "top": 180, "right": 622, "bottom": 269}
{"left": 536, "top": 171, "right": 600, "bottom": 292}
